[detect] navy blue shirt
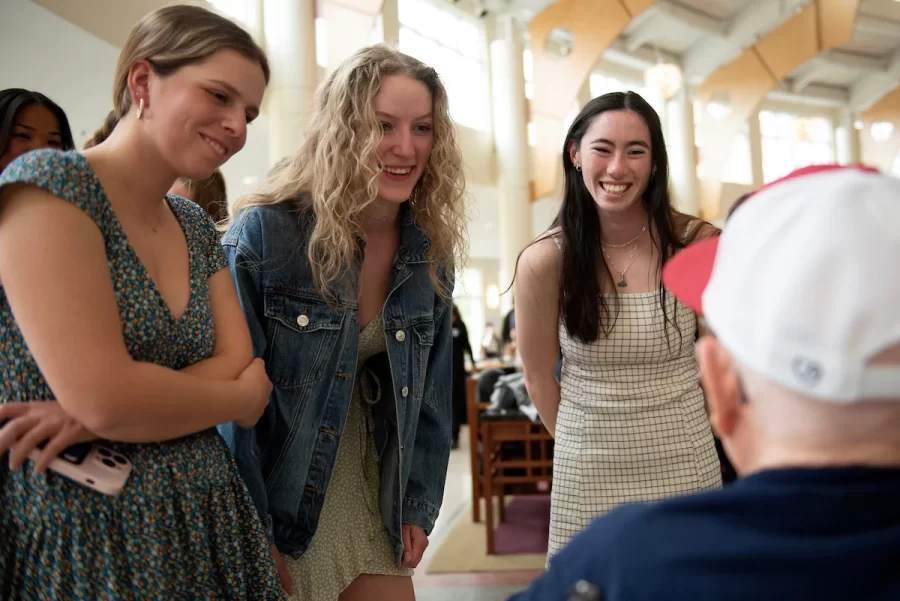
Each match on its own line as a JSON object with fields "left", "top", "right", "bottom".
{"left": 511, "top": 467, "right": 900, "bottom": 601}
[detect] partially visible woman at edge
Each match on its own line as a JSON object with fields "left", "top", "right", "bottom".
{"left": 219, "top": 44, "right": 466, "bottom": 601}
{"left": 513, "top": 91, "right": 722, "bottom": 559}
{"left": 0, "top": 88, "right": 75, "bottom": 173}
{"left": 0, "top": 6, "right": 284, "bottom": 598}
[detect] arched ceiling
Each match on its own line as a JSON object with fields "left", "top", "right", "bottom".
{"left": 30, "top": 0, "right": 900, "bottom": 111}
{"left": 487, "top": 0, "right": 900, "bottom": 110}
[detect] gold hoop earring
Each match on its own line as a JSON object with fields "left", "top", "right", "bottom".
{"left": 136, "top": 98, "right": 144, "bottom": 120}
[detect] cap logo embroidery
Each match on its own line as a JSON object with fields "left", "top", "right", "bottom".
{"left": 792, "top": 357, "right": 823, "bottom": 386}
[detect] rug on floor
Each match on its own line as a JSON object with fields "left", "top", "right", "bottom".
{"left": 426, "top": 496, "right": 549, "bottom": 574}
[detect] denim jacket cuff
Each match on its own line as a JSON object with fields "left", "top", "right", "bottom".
{"left": 261, "top": 513, "right": 274, "bottom": 544}
{"left": 402, "top": 497, "right": 439, "bottom": 535}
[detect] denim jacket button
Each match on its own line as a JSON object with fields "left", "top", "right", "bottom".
{"left": 401, "top": 386, "right": 409, "bottom": 398}
{"left": 296, "top": 315, "right": 309, "bottom": 327}
{"left": 395, "top": 330, "right": 406, "bottom": 342}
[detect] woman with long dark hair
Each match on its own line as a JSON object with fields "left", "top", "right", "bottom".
{"left": 513, "top": 91, "right": 722, "bottom": 557}
{"left": 0, "top": 89, "right": 75, "bottom": 173}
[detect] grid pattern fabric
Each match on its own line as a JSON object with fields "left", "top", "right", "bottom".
{"left": 549, "top": 290, "right": 722, "bottom": 557}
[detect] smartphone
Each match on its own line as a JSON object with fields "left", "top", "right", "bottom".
{"left": 0, "top": 419, "right": 132, "bottom": 495}
{"left": 29, "top": 444, "right": 133, "bottom": 496}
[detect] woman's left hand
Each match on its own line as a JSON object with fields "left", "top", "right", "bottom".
{"left": 0, "top": 401, "right": 97, "bottom": 472}
{"left": 401, "top": 523, "right": 429, "bottom": 568}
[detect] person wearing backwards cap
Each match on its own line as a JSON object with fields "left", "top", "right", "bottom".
{"left": 508, "top": 164, "right": 900, "bottom": 601}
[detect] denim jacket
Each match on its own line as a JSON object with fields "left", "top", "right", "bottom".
{"left": 218, "top": 200, "right": 453, "bottom": 563}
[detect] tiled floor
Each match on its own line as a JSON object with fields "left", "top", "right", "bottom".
{"left": 417, "top": 585, "right": 526, "bottom": 601}
{"left": 412, "top": 426, "right": 541, "bottom": 601}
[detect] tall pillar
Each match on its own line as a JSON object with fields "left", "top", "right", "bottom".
{"left": 263, "top": 0, "right": 318, "bottom": 167}
{"left": 490, "top": 15, "right": 532, "bottom": 313}
{"left": 748, "top": 112, "right": 764, "bottom": 186}
{"left": 665, "top": 84, "right": 699, "bottom": 216}
{"left": 577, "top": 80, "right": 592, "bottom": 107}
{"left": 382, "top": 0, "right": 400, "bottom": 46}
{"left": 836, "top": 108, "right": 861, "bottom": 165}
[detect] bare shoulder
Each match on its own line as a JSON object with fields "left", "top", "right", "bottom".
{"left": 693, "top": 222, "right": 721, "bottom": 241}
{"left": 672, "top": 212, "right": 720, "bottom": 243}
{"left": 517, "top": 236, "right": 561, "bottom": 282}
{"left": 0, "top": 183, "right": 89, "bottom": 224}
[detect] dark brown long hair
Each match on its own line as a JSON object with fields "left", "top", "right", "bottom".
{"left": 550, "top": 91, "right": 706, "bottom": 344}
{"left": 0, "top": 89, "right": 75, "bottom": 160}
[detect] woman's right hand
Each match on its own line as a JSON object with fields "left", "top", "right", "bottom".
{"left": 0, "top": 401, "right": 98, "bottom": 472}
{"left": 236, "top": 358, "right": 272, "bottom": 428}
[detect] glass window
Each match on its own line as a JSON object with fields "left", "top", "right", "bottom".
{"left": 523, "top": 49, "right": 534, "bottom": 84}
{"left": 399, "top": 0, "right": 489, "bottom": 130}
{"left": 693, "top": 102, "right": 753, "bottom": 185}
{"left": 315, "top": 15, "right": 383, "bottom": 69}
{"left": 453, "top": 268, "right": 484, "bottom": 360}
{"left": 759, "top": 111, "right": 835, "bottom": 183}
{"left": 590, "top": 73, "right": 665, "bottom": 120}
{"left": 589, "top": 73, "right": 624, "bottom": 99}
{"left": 891, "top": 152, "right": 900, "bottom": 179}
{"left": 210, "top": 0, "right": 258, "bottom": 32}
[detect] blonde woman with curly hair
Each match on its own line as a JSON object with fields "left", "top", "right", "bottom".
{"left": 219, "top": 44, "right": 466, "bottom": 601}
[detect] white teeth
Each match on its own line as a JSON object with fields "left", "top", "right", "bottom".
{"left": 602, "top": 183, "right": 629, "bottom": 193}
{"left": 384, "top": 167, "right": 412, "bottom": 175}
{"left": 203, "top": 136, "right": 226, "bottom": 156}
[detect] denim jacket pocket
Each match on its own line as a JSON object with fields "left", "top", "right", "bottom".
{"left": 411, "top": 321, "right": 435, "bottom": 406}
{"left": 264, "top": 291, "right": 344, "bottom": 388}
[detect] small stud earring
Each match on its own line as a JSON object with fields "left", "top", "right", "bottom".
{"left": 136, "top": 98, "right": 144, "bottom": 120}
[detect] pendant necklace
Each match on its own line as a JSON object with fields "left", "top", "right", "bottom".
{"left": 604, "top": 241, "right": 639, "bottom": 288}
{"left": 603, "top": 226, "right": 645, "bottom": 288}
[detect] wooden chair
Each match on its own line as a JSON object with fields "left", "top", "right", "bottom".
{"left": 480, "top": 412, "right": 553, "bottom": 554}
{"left": 466, "top": 375, "right": 491, "bottom": 522}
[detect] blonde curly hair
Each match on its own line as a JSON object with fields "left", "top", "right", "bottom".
{"left": 229, "top": 44, "right": 467, "bottom": 302}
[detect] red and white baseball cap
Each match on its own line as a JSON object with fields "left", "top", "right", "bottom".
{"left": 662, "top": 165, "right": 900, "bottom": 402}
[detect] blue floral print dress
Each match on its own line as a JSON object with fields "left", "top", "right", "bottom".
{"left": 0, "top": 150, "right": 285, "bottom": 601}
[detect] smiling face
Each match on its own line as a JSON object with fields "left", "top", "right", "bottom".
{"left": 140, "top": 48, "right": 266, "bottom": 180}
{"left": 373, "top": 74, "right": 435, "bottom": 205}
{"left": 569, "top": 109, "right": 653, "bottom": 214}
{"left": 0, "top": 103, "right": 64, "bottom": 172}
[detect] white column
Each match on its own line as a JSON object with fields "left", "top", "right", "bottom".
{"left": 665, "top": 84, "right": 699, "bottom": 216}
{"left": 577, "top": 79, "right": 592, "bottom": 107}
{"left": 836, "top": 108, "right": 861, "bottom": 165}
{"left": 490, "top": 15, "right": 532, "bottom": 313}
{"left": 748, "top": 112, "right": 764, "bottom": 187}
{"left": 263, "top": 0, "right": 318, "bottom": 167}
{"left": 382, "top": 0, "right": 400, "bottom": 45}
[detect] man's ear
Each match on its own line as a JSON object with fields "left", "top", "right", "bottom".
{"left": 696, "top": 336, "right": 742, "bottom": 439}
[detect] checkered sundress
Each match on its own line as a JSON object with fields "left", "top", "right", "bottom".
{"left": 548, "top": 237, "right": 721, "bottom": 557}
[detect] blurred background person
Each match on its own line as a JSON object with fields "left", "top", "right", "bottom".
{"left": 170, "top": 170, "right": 228, "bottom": 222}
{"left": 0, "top": 88, "right": 75, "bottom": 173}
